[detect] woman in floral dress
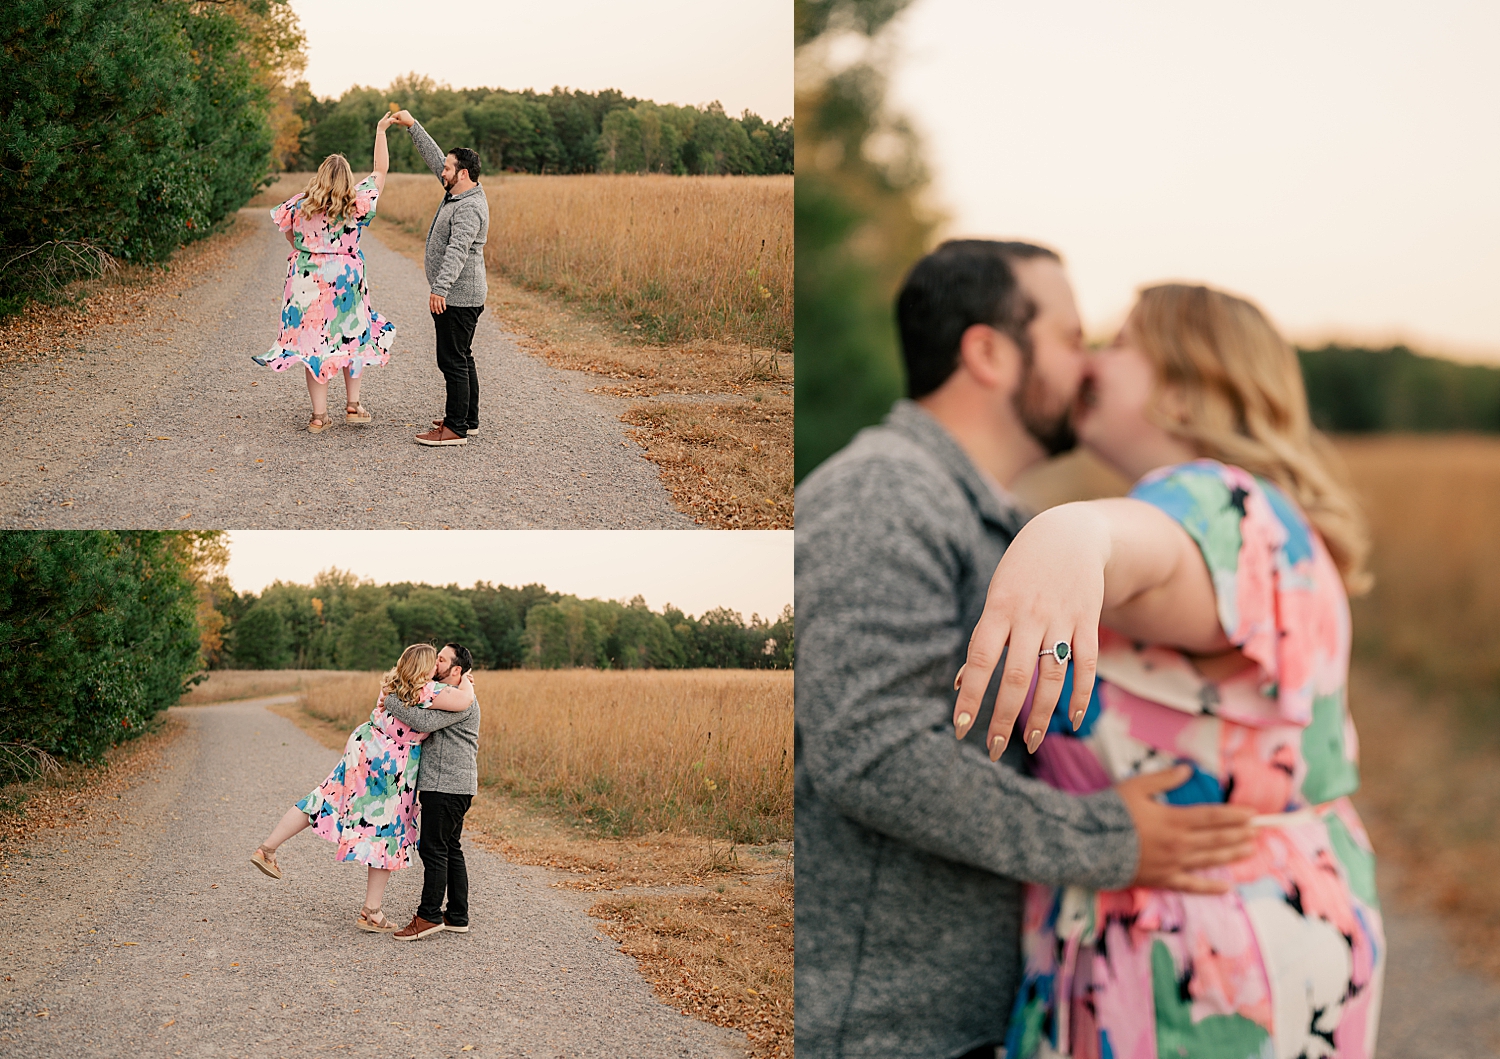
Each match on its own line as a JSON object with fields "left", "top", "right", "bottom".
{"left": 250, "top": 644, "right": 476, "bottom": 932}
{"left": 952, "top": 285, "right": 1383, "bottom": 1058}
{"left": 252, "top": 113, "right": 398, "bottom": 432}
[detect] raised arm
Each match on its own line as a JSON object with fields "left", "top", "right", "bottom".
{"left": 371, "top": 112, "right": 395, "bottom": 194}
{"left": 953, "top": 497, "right": 1226, "bottom": 761}
{"left": 382, "top": 692, "right": 472, "bottom": 732}
{"left": 395, "top": 111, "right": 446, "bottom": 181}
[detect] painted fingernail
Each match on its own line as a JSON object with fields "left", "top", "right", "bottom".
{"left": 1025, "top": 728, "right": 1044, "bottom": 754}
{"left": 989, "top": 733, "right": 1006, "bottom": 761}
{"left": 955, "top": 712, "right": 972, "bottom": 738}
{"left": 1071, "top": 710, "right": 1085, "bottom": 731}
{"left": 953, "top": 665, "right": 965, "bottom": 691}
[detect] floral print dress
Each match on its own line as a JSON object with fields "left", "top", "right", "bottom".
{"left": 252, "top": 174, "right": 394, "bottom": 382}
{"left": 1006, "top": 460, "right": 1383, "bottom": 1059}
{"left": 295, "top": 680, "right": 443, "bottom": 870}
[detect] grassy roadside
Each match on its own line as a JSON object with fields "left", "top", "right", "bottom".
{"left": 0, "top": 213, "right": 258, "bottom": 369}
{"left": 0, "top": 717, "right": 185, "bottom": 872}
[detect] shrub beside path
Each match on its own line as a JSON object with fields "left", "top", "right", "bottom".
{"left": 0, "top": 210, "right": 690, "bottom": 528}
{"left": 0, "top": 699, "right": 743, "bottom": 1058}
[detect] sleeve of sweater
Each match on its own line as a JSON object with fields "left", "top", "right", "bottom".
{"left": 429, "top": 199, "right": 482, "bottom": 299}
{"left": 406, "top": 120, "right": 446, "bottom": 180}
{"left": 382, "top": 693, "right": 472, "bottom": 733}
{"left": 795, "top": 454, "right": 1140, "bottom": 890}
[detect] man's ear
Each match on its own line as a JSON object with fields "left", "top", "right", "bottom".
{"left": 956, "top": 323, "right": 1024, "bottom": 395}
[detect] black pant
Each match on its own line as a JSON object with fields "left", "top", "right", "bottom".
{"left": 416, "top": 790, "right": 471, "bottom": 926}
{"left": 433, "top": 304, "right": 482, "bottom": 436}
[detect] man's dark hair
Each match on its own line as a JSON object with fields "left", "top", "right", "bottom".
{"left": 444, "top": 642, "right": 473, "bottom": 674}
{"left": 895, "top": 240, "right": 1061, "bottom": 399}
{"left": 448, "top": 148, "right": 481, "bottom": 183}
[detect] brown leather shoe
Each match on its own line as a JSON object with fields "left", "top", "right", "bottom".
{"left": 442, "top": 915, "right": 469, "bottom": 934}
{"left": 415, "top": 424, "right": 467, "bottom": 447}
{"left": 431, "top": 419, "right": 478, "bottom": 436}
{"left": 393, "top": 914, "right": 445, "bottom": 941}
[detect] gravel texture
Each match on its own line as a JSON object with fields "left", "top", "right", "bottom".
{"left": 0, "top": 211, "right": 691, "bottom": 528}
{"left": 0, "top": 698, "right": 744, "bottom": 1058}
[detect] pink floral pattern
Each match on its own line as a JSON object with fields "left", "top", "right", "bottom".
{"left": 252, "top": 174, "right": 394, "bottom": 382}
{"left": 1008, "top": 460, "right": 1383, "bottom": 1059}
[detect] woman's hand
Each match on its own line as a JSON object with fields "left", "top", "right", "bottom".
{"left": 953, "top": 497, "right": 1230, "bottom": 761}
{"left": 376, "top": 112, "right": 395, "bottom": 132}
{"left": 953, "top": 503, "right": 1110, "bottom": 760}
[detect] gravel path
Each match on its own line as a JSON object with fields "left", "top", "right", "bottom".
{"left": 0, "top": 211, "right": 690, "bottom": 528}
{"left": 0, "top": 699, "right": 743, "bottom": 1058}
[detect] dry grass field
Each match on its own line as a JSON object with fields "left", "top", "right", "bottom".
{"left": 375, "top": 174, "right": 792, "bottom": 352}
{"left": 206, "top": 666, "right": 793, "bottom": 1058}
{"left": 177, "top": 669, "right": 351, "bottom": 705}
{"left": 1014, "top": 436, "right": 1500, "bottom": 981}
{"left": 298, "top": 668, "right": 793, "bottom": 843}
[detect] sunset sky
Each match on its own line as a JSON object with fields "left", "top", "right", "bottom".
{"left": 881, "top": 0, "right": 1500, "bottom": 360}
{"left": 223, "top": 531, "right": 793, "bottom": 621}
{"left": 289, "top": 0, "right": 792, "bottom": 121}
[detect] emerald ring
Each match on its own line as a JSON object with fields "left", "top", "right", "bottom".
{"left": 1039, "top": 641, "right": 1071, "bottom": 664}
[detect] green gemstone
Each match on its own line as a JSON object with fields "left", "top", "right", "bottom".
{"left": 1055, "top": 642, "right": 1070, "bottom": 663}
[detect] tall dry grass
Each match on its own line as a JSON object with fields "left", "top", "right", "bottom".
{"left": 375, "top": 173, "right": 792, "bottom": 350}
{"left": 299, "top": 669, "right": 793, "bottom": 844}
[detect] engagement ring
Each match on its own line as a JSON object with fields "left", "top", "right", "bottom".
{"left": 1039, "top": 641, "right": 1071, "bottom": 664}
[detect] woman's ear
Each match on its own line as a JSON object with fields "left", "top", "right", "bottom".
{"left": 956, "top": 323, "right": 1024, "bottom": 395}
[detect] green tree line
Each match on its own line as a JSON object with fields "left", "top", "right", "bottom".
{"left": 210, "top": 569, "right": 794, "bottom": 672}
{"left": 1299, "top": 345, "right": 1500, "bottom": 433}
{"left": 1, "top": 0, "right": 303, "bottom": 314}
{"left": 286, "top": 75, "right": 793, "bottom": 177}
{"left": 0, "top": 531, "right": 221, "bottom": 781}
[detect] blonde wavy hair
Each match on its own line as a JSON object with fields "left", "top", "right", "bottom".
{"left": 301, "top": 154, "right": 359, "bottom": 225}
{"left": 380, "top": 643, "right": 436, "bottom": 707}
{"left": 1129, "top": 283, "right": 1372, "bottom": 595}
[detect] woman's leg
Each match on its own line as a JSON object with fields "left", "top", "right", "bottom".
{"left": 304, "top": 368, "right": 329, "bottom": 417}
{"left": 364, "top": 866, "right": 392, "bottom": 912}
{"left": 343, "top": 365, "right": 361, "bottom": 409}
{"left": 262, "top": 805, "right": 312, "bottom": 852}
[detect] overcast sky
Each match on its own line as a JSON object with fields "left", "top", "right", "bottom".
{"left": 289, "top": 0, "right": 792, "bottom": 121}
{"left": 223, "top": 531, "right": 793, "bottom": 620}
{"left": 882, "top": 0, "right": 1500, "bottom": 360}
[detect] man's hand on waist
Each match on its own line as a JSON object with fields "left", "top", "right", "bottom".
{"left": 1118, "top": 765, "right": 1256, "bottom": 894}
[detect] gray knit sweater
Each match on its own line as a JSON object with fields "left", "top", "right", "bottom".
{"left": 406, "top": 120, "right": 489, "bottom": 306}
{"left": 382, "top": 688, "right": 479, "bottom": 796}
{"left": 795, "top": 400, "right": 1139, "bottom": 1059}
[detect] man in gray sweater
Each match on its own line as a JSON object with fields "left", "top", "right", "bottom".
{"left": 392, "top": 110, "right": 489, "bottom": 447}
{"left": 796, "top": 240, "right": 1256, "bottom": 1058}
{"left": 382, "top": 642, "right": 481, "bottom": 941}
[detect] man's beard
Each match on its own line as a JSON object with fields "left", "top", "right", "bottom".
{"left": 1014, "top": 367, "right": 1077, "bottom": 457}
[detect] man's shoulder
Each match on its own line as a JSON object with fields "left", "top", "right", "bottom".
{"left": 798, "top": 420, "right": 974, "bottom": 527}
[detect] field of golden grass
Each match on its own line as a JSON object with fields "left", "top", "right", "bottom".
{"left": 177, "top": 669, "right": 351, "bottom": 705}
{"left": 1015, "top": 436, "right": 1500, "bottom": 980}
{"left": 375, "top": 173, "right": 792, "bottom": 351}
{"left": 297, "top": 668, "right": 793, "bottom": 844}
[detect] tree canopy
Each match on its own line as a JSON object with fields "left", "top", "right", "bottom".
{"left": 291, "top": 76, "right": 793, "bottom": 177}
{"left": 208, "top": 570, "right": 794, "bottom": 672}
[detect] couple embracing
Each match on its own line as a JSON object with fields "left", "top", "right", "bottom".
{"left": 250, "top": 642, "right": 480, "bottom": 942}
{"left": 252, "top": 109, "right": 487, "bottom": 446}
{"left": 797, "top": 241, "right": 1383, "bottom": 1058}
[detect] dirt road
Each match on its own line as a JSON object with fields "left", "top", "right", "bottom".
{"left": 0, "top": 211, "right": 690, "bottom": 529}
{"left": 0, "top": 698, "right": 742, "bottom": 1058}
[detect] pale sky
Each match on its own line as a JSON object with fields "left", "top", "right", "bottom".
{"left": 223, "top": 531, "right": 793, "bottom": 621}
{"left": 882, "top": 0, "right": 1500, "bottom": 361}
{"left": 289, "top": 0, "right": 792, "bottom": 121}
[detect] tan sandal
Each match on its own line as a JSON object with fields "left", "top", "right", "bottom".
{"left": 357, "top": 906, "right": 396, "bottom": 933}
{"left": 250, "top": 845, "right": 282, "bottom": 880}
{"left": 346, "top": 402, "right": 371, "bottom": 424}
{"left": 307, "top": 411, "right": 332, "bottom": 434}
